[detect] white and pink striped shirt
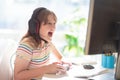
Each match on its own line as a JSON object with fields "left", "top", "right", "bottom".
{"left": 16, "top": 43, "right": 53, "bottom": 79}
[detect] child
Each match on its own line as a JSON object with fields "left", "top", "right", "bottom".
{"left": 14, "top": 7, "right": 70, "bottom": 80}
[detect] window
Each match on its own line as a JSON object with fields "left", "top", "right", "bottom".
{"left": 0, "top": 0, "right": 90, "bottom": 57}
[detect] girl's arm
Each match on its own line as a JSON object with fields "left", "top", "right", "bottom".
{"left": 14, "top": 57, "right": 65, "bottom": 80}
{"left": 14, "top": 57, "right": 47, "bottom": 80}
{"left": 51, "top": 43, "right": 63, "bottom": 61}
{"left": 51, "top": 43, "right": 72, "bottom": 68}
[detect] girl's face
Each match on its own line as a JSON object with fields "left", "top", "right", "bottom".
{"left": 39, "top": 14, "right": 56, "bottom": 42}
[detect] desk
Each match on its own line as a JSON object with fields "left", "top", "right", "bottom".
{"left": 43, "top": 54, "right": 115, "bottom": 80}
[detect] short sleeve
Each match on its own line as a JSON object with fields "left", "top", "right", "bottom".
{"left": 16, "top": 43, "right": 33, "bottom": 61}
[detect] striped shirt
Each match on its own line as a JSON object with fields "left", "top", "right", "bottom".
{"left": 16, "top": 43, "right": 53, "bottom": 79}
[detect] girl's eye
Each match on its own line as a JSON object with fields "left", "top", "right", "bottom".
{"left": 48, "top": 23, "right": 51, "bottom": 25}
{"left": 47, "top": 22, "right": 51, "bottom": 25}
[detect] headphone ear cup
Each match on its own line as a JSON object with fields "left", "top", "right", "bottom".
{"left": 29, "top": 19, "right": 39, "bottom": 34}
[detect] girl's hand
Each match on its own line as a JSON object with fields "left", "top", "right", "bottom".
{"left": 61, "top": 61, "right": 72, "bottom": 66}
{"left": 59, "top": 61, "right": 72, "bottom": 71}
{"left": 46, "top": 62, "right": 66, "bottom": 74}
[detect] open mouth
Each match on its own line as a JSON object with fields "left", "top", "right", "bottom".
{"left": 48, "top": 32, "right": 53, "bottom": 37}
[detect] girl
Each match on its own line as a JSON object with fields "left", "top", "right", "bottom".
{"left": 14, "top": 7, "right": 70, "bottom": 80}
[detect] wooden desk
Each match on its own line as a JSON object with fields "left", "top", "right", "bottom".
{"left": 43, "top": 54, "right": 115, "bottom": 80}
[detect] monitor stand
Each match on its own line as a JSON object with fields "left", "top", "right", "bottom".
{"left": 115, "top": 52, "right": 120, "bottom": 80}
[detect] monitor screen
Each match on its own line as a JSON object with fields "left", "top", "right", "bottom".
{"left": 84, "top": 0, "right": 120, "bottom": 79}
{"left": 85, "top": 0, "right": 120, "bottom": 55}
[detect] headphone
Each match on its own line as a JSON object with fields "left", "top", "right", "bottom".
{"left": 28, "top": 7, "right": 48, "bottom": 43}
{"left": 29, "top": 7, "right": 46, "bottom": 34}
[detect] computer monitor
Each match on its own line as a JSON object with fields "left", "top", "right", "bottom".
{"left": 85, "top": 0, "right": 120, "bottom": 79}
{"left": 85, "top": 0, "right": 120, "bottom": 55}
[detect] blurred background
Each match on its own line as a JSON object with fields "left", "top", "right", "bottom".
{"left": 0, "top": 0, "right": 90, "bottom": 58}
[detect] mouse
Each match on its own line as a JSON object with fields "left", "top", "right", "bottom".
{"left": 83, "top": 64, "right": 94, "bottom": 69}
